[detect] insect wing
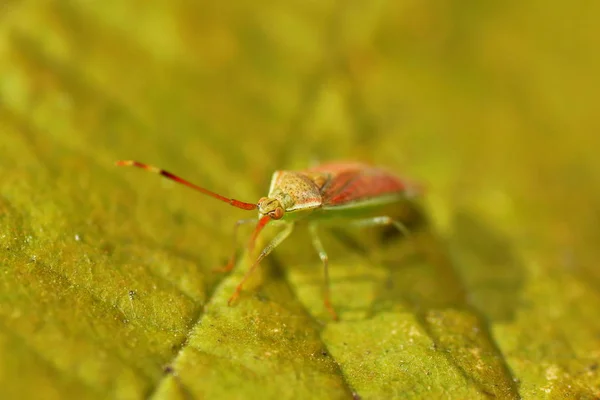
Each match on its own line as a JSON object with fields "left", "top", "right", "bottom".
{"left": 306, "top": 163, "right": 414, "bottom": 207}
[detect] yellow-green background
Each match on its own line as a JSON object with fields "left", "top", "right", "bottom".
{"left": 1, "top": 1, "right": 599, "bottom": 399}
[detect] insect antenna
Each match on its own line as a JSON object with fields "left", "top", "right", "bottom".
{"left": 116, "top": 160, "right": 258, "bottom": 210}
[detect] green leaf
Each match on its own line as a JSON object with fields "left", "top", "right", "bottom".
{"left": 1, "top": 1, "right": 599, "bottom": 399}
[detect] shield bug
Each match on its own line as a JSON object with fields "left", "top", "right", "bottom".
{"left": 116, "top": 160, "right": 422, "bottom": 320}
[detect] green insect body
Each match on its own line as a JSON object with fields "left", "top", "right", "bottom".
{"left": 117, "top": 160, "right": 422, "bottom": 320}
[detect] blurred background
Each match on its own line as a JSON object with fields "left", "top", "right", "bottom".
{"left": 0, "top": 1, "right": 598, "bottom": 399}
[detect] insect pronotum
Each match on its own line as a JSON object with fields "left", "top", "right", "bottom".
{"left": 116, "top": 160, "right": 422, "bottom": 320}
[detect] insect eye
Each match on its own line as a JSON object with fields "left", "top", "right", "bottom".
{"left": 271, "top": 207, "right": 284, "bottom": 220}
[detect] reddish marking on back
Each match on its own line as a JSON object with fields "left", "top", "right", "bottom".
{"left": 305, "top": 162, "right": 415, "bottom": 206}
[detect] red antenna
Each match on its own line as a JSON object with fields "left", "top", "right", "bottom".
{"left": 116, "top": 160, "right": 258, "bottom": 210}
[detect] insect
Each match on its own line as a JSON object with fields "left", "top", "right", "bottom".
{"left": 116, "top": 160, "right": 422, "bottom": 320}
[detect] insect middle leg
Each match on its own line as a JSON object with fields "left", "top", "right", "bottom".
{"left": 215, "top": 218, "right": 258, "bottom": 273}
{"left": 308, "top": 223, "right": 338, "bottom": 320}
{"left": 228, "top": 222, "right": 295, "bottom": 306}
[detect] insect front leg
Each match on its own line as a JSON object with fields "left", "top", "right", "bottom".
{"left": 308, "top": 223, "right": 338, "bottom": 321}
{"left": 228, "top": 222, "right": 295, "bottom": 306}
{"left": 215, "top": 218, "right": 258, "bottom": 273}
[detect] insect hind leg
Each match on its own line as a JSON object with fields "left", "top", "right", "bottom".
{"left": 309, "top": 223, "right": 338, "bottom": 321}
{"left": 348, "top": 216, "right": 410, "bottom": 237}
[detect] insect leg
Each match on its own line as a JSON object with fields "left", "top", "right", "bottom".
{"left": 214, "top": 218, "right": 258, "bottom": 273}
{"left": 308, "top": 223, "right": 338, "bottom": 320}
{"left": 348, "top": 216, "right": 410, "bottom": 237}
{"left": 228, "top": 222, "right": 295, "bottom": 306}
